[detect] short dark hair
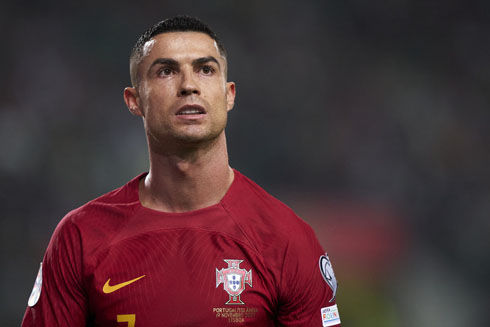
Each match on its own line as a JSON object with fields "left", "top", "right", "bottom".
{"left": 129, "top": 15, "right": 227, "bottom": 86}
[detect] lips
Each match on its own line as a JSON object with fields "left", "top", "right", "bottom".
{"left": 176, "top": 104, "right": 206, "bottom": 115}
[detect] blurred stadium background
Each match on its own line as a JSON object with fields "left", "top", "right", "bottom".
{"left": 1, "top": 1, "right": 489, "bottom": 326}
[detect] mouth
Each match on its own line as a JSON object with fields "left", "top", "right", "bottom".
{"left": 175, "top": 104, "right": 206, "bottom": 116}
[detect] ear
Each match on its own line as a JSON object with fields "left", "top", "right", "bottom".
{"left": 225, "top": 82, "right": 236, "bottom": 112}
{"left": 123, "top": 87, "right": 144, "bottom": 117}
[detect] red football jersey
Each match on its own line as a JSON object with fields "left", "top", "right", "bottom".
{"left": 22, "top": 170, "right": 341, "bottom": 326}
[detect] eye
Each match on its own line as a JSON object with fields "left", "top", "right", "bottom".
{"left": 200, "top": 65, "right": 215, "bottom": 75}
{"left": 158, "top": 67, "right": 174, "bottom": 76}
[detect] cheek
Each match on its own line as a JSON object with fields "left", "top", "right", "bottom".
{"left": 205, "top": 82, "right": 228, "bottom": 103}
{"left": 144, "top": 86, "right": 171, "bottom": 109}
{"left": 142, "top": 80, "right": 174, "bottom": 101}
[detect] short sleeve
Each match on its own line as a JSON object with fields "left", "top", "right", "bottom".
{"left": 22, "top": 216, "right": 88, "bottom": 327}
{"left": 276, "top": 222, "right": 341, "bottom": 327}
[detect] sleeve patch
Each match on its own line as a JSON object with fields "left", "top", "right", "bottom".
{"left": 319, "top": 253, "right": 338, "bottom": 302}
{"left": 28, "top": 262, "right": 43, "bottom": 307}
{"left": 321, "top": 304, "right": 341, "bottom": 327}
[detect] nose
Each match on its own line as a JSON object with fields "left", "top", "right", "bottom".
{"left": 178, "top": 69, "right": 200, "bottom": 96}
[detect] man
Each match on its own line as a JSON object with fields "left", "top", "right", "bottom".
{"left": 22, "top": 16, "right": 341, "bottom": 326}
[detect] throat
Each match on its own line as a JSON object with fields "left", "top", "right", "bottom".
{"left": 139, "top": 166, "right": 234, "bottom": 213}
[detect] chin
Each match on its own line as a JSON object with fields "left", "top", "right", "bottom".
{"left": 178, "top": 133, "right": 220, "bottom": 145}
{"left": 148, "top": 122, "right": 226, "bottom": 149}
{"left": 171, "top": 128, "right": 223, "bottom": 144}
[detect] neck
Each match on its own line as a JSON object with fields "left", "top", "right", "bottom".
{"left": 139, "top": 133, "right": 234, "bottom": 213}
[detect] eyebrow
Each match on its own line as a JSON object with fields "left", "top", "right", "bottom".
{"left": 149, "top": 58, "right": 179, "bottom": 71}
{"left": 192, "top": 56, "right": 221, "bottom": 69}
{"left": 148, "top": 56, "right": 221, "bottom": 72}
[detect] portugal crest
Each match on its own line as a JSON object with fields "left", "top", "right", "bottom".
{"left": 216, "top": 259, "right": 252, "bottom": 305}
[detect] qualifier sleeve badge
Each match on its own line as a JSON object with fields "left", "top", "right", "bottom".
{"left": 319, "top": 253, "right": 338, "bottom": 302}
{"left": 28, "top": 262, "right": 43, "bottom": 307}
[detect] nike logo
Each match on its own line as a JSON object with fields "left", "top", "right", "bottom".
{"left": 103, "top": 275, "right": 146, "bottom": 294}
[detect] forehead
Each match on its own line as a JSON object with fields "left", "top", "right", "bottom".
{"left": 142, "top": 31, "right": 222, "bottom": 62}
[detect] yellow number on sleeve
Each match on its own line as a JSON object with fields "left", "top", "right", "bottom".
{"left": 117, "top": 314, "right": 135, "bottom": 327}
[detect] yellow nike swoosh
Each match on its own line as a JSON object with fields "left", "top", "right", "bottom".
{"left": 103, "top": 275, "right": 146, "bottom": 294}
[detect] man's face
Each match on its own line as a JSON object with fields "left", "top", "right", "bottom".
{"left": 126, "top": 32, "right": 235, "bottom": 149}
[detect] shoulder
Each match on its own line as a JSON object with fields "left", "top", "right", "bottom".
{"left": 50, "top": 174, "right": 144, "bottom": 252}
{"left": 65, "top": 174, "right": 141, "bottom": 223}
{"left": 224, "top": 170, "right": 309, "bottom": 227}
{"left": 223, "top": 171, "right": 330, "bottom": 301}
{"left": 222, "top": 170, "right": 319, "bottom": 253}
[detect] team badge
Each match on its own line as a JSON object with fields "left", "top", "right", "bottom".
{"left": 216, "top": 259, "right": 252, "bottom": 305}
{"left": 28, "top": 262, "right": 43, "bottom": 307}
{"left": 319, "top": 253, "right": 338, "bottom": 302}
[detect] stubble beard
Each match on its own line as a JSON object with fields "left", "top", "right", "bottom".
{"left": 146, "top": 115, "right": 228, "bottom": 155}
